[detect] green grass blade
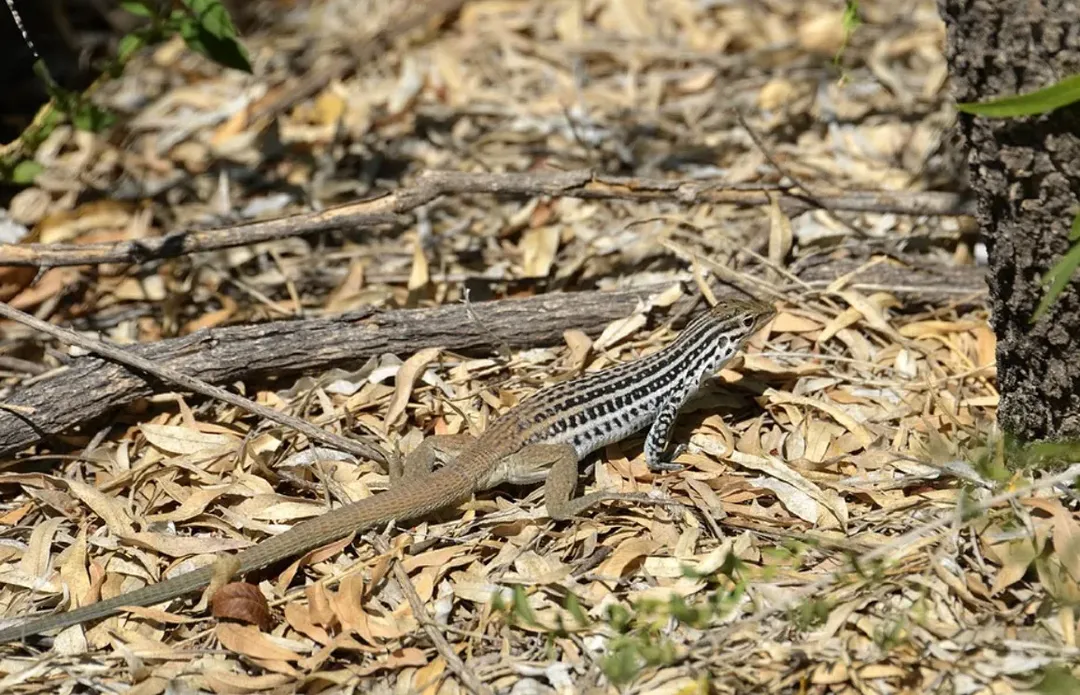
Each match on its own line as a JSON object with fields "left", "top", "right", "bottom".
{"left": 957, "top": 74, "right": 1080, "bottom": 118}
{"left": 1033, "top": 240, "right": 1080, "bottom": 322}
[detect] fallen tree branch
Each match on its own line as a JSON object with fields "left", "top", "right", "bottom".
{"left": 0, "top": 170, "right": 976, "bottom": 267}
{"left": 0, "top": 302, "right": 390, "bottom": 465}
{"left": 0, "top": 259, "right": 985, "bottom": 458}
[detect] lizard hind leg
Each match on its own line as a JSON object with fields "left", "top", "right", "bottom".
{"left": 393, "top": 434, "right": 477, "bottom": 486}
{"left": 505, "top": 443, "right": 678, "bottom": 521}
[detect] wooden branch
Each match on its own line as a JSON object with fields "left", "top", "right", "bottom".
{"left": 0, "top": 259, "right": 986, "bottom": 458}
{"left": 0, "top": 170, "right": 976, "bottom": 267}
{"left": 0, "top": 302, "right": 390, "bottom": 465}
{"left": 0, "top": 212, "right": 405, "bottom": 267}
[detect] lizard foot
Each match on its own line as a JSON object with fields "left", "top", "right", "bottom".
{"left": 647, "top": 443, "right": 688, "bottom": 473}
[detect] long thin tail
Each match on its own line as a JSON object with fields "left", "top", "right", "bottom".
{"left": 0, "top": 464, "right": 476, "bottom": 644}
{"left": 0, "top": 566, "right": 215, "bottom": 645}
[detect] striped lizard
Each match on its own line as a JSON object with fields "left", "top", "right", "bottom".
{"left": 0, "top": 296, "right": 775, "bottom": 645}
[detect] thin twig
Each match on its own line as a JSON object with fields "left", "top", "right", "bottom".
{"left": 371, "top": 536, "right": 493, "bottom": 695}
{"left": 736, "top": 109, "right": 867, "bottom": 238}
{"left": 0, "top": 301, "right": 390, "bottom": 465}
{"left": 0, "top": 170, "right": 976, "bottom": 267}
{"left": 708, "top": 463, "right": 1080, "bottom": 642}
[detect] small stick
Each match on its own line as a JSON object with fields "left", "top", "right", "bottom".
{"left": 707, "top": 463, "right": 1080, "bottom": 641}
{"left": 371, "top": 536, "right": 493, "bottom": 695}
{"left": 0, "top": 170, "right": 976, "bottom": 267}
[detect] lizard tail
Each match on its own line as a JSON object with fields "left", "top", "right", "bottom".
{"left": 0, "top": 462, "right": 478, "bottom": 644}
{"left": 0, "top": 565, "right": 215, "bottom": 645}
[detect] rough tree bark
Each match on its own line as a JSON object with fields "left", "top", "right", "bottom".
{"left": 938, "top": 0, "right": 1080, "bottom": 441}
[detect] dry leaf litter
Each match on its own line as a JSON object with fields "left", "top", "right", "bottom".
{"left": 0, "top": 0, "right": 1070, "bottom": 693}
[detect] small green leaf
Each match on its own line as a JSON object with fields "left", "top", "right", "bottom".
{"left": 178, "top": 23, "right": 252, "bottom": 72}
{"left": 120, "top": 0, "right": 156, "bottom": 17}
{"left": 510, "top": 585, "right": 538, "bottom": 626}
{"left": 563, "top": 592, "right": 591, "bottom": 627}
{"left": 841, "top": 1, "right": 860, "bottom": 34}
{"left": 605, "top": 603, "right": 632, "bottom": 633}
{"left": 601, "top": 639, "right": 643, "bottom": 685}
{"left": 178, "top": 0, "right": 252, "bottom": 72}
{"left": 117, "top": 33, "right": 145, "bottom": 63}
{"left": 69, "top": 102, "right": 116, "bottom": 132}
{"left": 833, "top": 1, "right": 860, "bottom": 68}
{"left": 1071, "top": 210, "right": 1080, "bottom": 242}
{"left": 956, "top": 73, "right": 1080, "bottom": 118}
{"left": 1033, "top": 240, "right": 1080, "bottom": 322}
{"left": 9, "top": 160, "right": 43, "bottom": 184}
{"left": 1036, "top": 666, "right": 1080, "bottom": 695}
{"left": 184, "top": 0, "right": 236, "bottom": 39}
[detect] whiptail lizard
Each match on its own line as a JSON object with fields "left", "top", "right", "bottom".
{"left": 0, "top": 296, "right": 775, "bottom": 645}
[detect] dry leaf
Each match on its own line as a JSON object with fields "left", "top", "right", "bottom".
{"left": 202, "top": 671, "right": 293, "bottom": 694}
{"left": 768, "top": 391, "right": 877, "bottom": 450}
{"left": 407, "top": 239, "right": 429, "bottom": 291}
{"left": 65, "top": 478, "right": 136, "bottom": 537}
{"left": 767, "top": 194, "right": 793, "bottom": 266}
{"left": 212, "top": 582, "right": 272, "bottom": 630}
{"left": 594, "top": 313, "right": 646, "bottom": 351}
{"left": 384, "top": 347, "right": 442, "bottom": 429}
{"left": 58, "top": 526, "right": 91, "bottom": 610}
{"left": 597, "top": 538, "right": 660, "bottom": 578}
{"left": 20, "top": 516, "right": 63, "bottom": 579}
{"left": 215, "top": 623, "right": 300, "bottom": 661}
{"left": 771, "top": 312, "right": 822, "bottom": 333}
{"left": 521, "top": 226, "right": 560, "bottom": 277}
{"left": 140, "top": 424, "right": 237, "bottom": 455}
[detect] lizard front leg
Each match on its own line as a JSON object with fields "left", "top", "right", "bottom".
{"left": 643, "top": 398, "right": 689, "bottom": 473}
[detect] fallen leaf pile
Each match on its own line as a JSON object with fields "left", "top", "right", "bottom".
{"left": 0, "top": 0, "right": 1073, "bottom": 693}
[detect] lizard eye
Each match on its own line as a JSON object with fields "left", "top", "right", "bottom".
{"left": 742, "top": 316, "right": 754, "bottom": 328}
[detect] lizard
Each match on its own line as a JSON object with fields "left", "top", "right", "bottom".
{"left": 0, "top": 296, "right": 776, "bottom": 645}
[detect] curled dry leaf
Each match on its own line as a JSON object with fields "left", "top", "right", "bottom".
{"left": 521, "top": 225, "right": 560, "bottom": 277}
{"left": 384, "top": 347, "right": 443, "bottom": 429}
{"left": 284, "top": 601, "right": 332, "bottom": 645}
{"left": 212, "top": 582, "right": 272, "bottom": 631}
{"left": 597, "top": 537, "right": 661, "bottom": 578}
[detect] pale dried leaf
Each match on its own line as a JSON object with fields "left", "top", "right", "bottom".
{"left": 140, "top": 423, "right": 237, "bottom": 455}
{"left": 384, "top": 347, "right": 443, "bottom": 429}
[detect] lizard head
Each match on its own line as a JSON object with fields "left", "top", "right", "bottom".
{"left": 704, "top": 295, "right": 777, "bottom": 342}
{"left": 668, "top": 295, "right": 776, "bottom": 378}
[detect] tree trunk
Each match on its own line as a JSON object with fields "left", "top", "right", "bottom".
{"left": 938, "top": 0, "right": 1080, "bottom": 441}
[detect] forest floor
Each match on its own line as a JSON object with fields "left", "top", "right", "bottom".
{"left": 0, "top": 1, "right": 1076, "bottom": 693}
